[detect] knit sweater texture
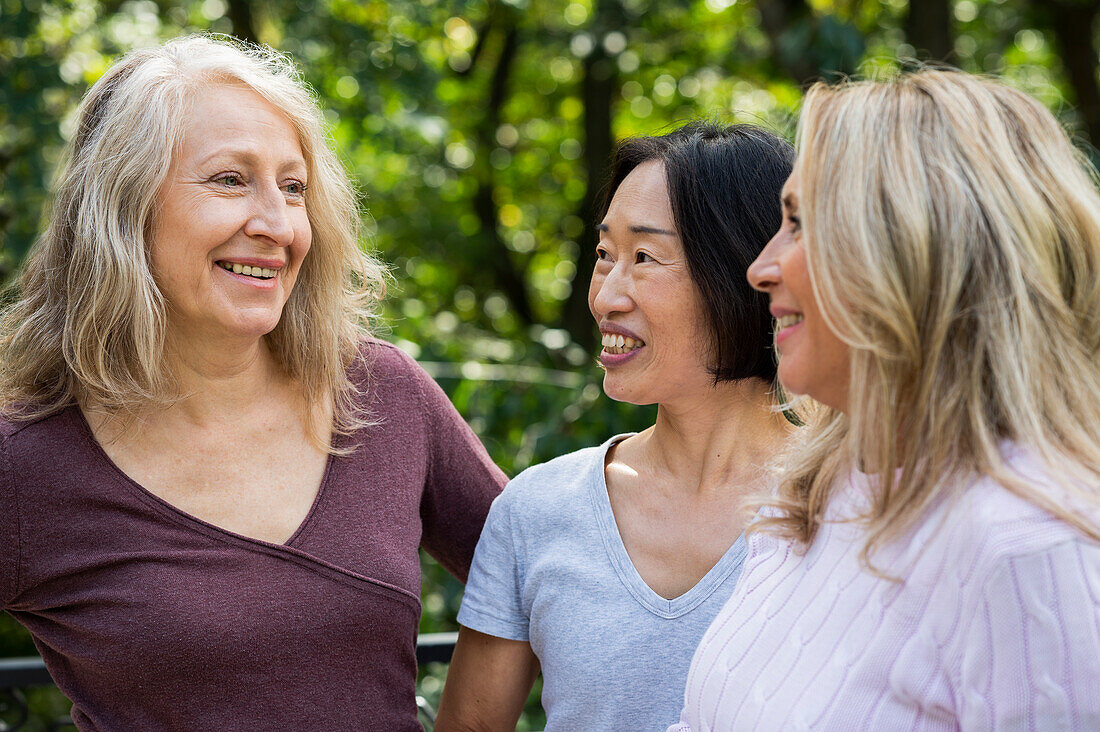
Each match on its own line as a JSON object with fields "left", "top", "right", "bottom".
{"left": 672, "top": 445, "right": 1100, "bottom": 731}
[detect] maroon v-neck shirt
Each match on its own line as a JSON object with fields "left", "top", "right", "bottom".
{"left": 0, "top": 339, "right": 506, "bottom": 730}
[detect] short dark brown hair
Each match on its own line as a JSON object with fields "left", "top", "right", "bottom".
{"left": 600, "top": 121, "right": 794, "bottom": 382}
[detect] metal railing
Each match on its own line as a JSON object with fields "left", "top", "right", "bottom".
{"left": 0, "top": 632, "right": 458, "bottom": 731}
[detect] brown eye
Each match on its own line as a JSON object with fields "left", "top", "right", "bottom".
{"left": 635, "top": 251, "right": 654, "bottom": 263}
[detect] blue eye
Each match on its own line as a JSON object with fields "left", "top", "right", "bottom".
{"left": 283, "top": 181, "right": 308, "bottom": 196}
{"left": 214, "top": 174, "right": 242, "bottom": 187}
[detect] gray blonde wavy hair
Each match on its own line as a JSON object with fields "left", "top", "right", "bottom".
{"left": 753, "top": 70, "right": 1100, "bottom": 562}
{"left": 0, "top": 35, "right": 386, "bottom": 441}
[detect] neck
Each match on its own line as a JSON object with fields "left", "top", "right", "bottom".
{"left": 635, "top": 378, "right": 793, "bottom": 497}
{"left": 163, "top": 329, "right": 289, "bottom": 424}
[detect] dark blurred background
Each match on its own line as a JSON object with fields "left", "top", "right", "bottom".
{"left": 2, "top": 0, "right": 1098, "bottom": 726}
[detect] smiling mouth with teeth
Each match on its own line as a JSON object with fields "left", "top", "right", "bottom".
{"left": 217, "top": 261, "right": 278, "bottom": 280}
{"left": 776, "top": 313, "right": 804, "bottom": 330}
{"left": 601, "top": 333, "right": 645, "bottom": 354}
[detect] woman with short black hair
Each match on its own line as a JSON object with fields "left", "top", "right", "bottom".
{"left": 436, "top": 122, "right": 795, "bottom": 730}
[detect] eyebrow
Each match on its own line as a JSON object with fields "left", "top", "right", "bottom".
{"left": 595, "top": 223, "right": 678, "bottom": 236}
{"left": 781, "top": 193, "right": 799, "bottom": 211}
{"left": 197, "top": 147, "right": 259, "bottom": 165}
{"left": 196, "top": 148, "right": 307, "bottom": 173}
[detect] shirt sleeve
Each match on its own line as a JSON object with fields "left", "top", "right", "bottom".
{"left": 957, "top": 539, "right": 1100, "bottom": 730}
{"left": 455, "top": 490, "right": 530, "bottom": 641}
{"left": 0, "top": 433, "right": 21, "bottom": 608}
{"left": 411, "top": 354, "right": 507, "bottom": 583}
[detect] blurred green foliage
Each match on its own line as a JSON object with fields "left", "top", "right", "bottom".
{"left": 1, "top": 0, "right": 1098, "bottom": 727}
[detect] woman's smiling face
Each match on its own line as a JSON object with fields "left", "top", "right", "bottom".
{"left": 588, "top": 160, "right": 715, "bottom": 406}
{"left": 746, "top": 169, "right": 851, "bottom": 411}
{"left": 149, "top": 83, "right": 312, "bottom": 346}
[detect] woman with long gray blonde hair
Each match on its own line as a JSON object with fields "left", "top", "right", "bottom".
{"left": 672, "top": 70, "right": 1100, "bottom": 730}
{"left": 0, "top": 35, "right": 504, "bottom": 729}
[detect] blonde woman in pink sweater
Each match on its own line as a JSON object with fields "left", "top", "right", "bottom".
{"left": 673, "top": 70, "right": 1100, "bottom": 730}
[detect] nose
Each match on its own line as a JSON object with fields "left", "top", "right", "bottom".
{"left": 243, "top": 183, "right": 295, "bottom": 247}
{"left": 589, "top": 260, "right": 634, "bottom": 318}
{"left": 747, "top": 231, "right": 782, "bottom": 292}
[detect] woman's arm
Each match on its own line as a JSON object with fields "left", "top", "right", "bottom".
{"left": 435, "top": 627, "right": 540, "bottom": 731}
{"left": 0, "top": 431, "right": 20, "bottom": 608}
{"left": 391, "top": 342, "right": 506, "bottom": 581}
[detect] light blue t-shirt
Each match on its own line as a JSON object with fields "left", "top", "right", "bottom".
{"left": 457, "top": 435, "right": 748, "bottom": 731}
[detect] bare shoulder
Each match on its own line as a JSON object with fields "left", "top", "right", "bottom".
{"left": 602, "top": 431, "right": 648, "bottom": 485}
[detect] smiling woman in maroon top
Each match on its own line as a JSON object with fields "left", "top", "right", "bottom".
{"left": 0, "top": 35, "right": 504, "bottom": 730}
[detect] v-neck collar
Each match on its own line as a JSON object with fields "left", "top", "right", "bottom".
{"left": 588, "top": 434, "right": 748, "bottom": 619}
{"left": 72, "top": 406, "right": 336, "bottom": 549}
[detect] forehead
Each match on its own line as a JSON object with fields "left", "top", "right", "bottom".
{"left": 781, "top": 168, "right": 800, "bottom": 207}
{"left": 604, "top": 159, "right": 673, "bottom": 222}
{"left": 177, "top": 83, "right": 304, "bottom": 165}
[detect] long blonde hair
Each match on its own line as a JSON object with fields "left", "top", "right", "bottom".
{"left": 0, "top": 35, "right": 386, "bottom": 440}
{"left": 754, "top": 70, "right": 1100, "bottom": 563}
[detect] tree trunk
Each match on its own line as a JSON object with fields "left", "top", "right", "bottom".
{"left": 1043, "top": 1, "right": 1100, "bottom": 151}
{"left": 472, "top": 24, "right": 536, "bottom": 326}
{"left": 903, "top": 0, "right": 954, "bottom": 63}
{"left": 559, "top": 44, "right": 616, "bottom": 351}
{"left": 227, "top": 0, "right": 258, "bottom": 43}
{"left": 754, "top": 0, "right": 816, "bottom": 85}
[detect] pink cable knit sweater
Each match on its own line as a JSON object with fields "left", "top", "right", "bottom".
{"left": 671, "top": 446, "right": 1100, "bottom": 731}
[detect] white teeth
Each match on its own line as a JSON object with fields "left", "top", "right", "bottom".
{"left": 776, "top": 314, "right": 804, "bottom": 330}
{"left": 600, "top": 332, "right": 645, "bottom": 354}
{"left": 219, "top": 262, "right": 278, "bottom": 280}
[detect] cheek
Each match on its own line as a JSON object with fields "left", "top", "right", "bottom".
{"left": 294, "top": 208, "right": 312, "bottom": 244}
{"left": 822, "top": 328, "right": 851, "bottom": 372}
{"left": 670, "top": 282, "right": 708, "bottom": 337}
{"left": 295, "top": 232, "right": 312, "bottom": 261}
{"left": 289, "top": 219, "right": 313, "bottom": 265}
{"left": 147, "top": 206, "right": 182, "bottom": 267}
{"left": 799, "top": 302, "right": 851, "bottom": 396}
{"left": 147, "top": 228, "right": 185, "bottom": 287}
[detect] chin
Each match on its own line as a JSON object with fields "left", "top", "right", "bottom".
{"left": 776, "top": 366, "right": 810, "bottom": 401}
{"left": 601, "top": 377, "right": 655, "bottom": 407}
{"left": 223, "top": 313, "right": 285, "bottom": 340}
